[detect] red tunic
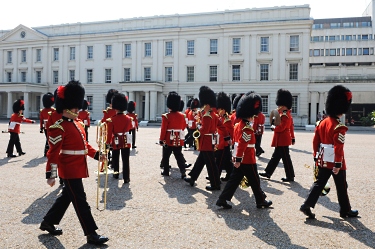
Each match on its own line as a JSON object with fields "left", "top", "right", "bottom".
{"left": 186, "top": 109, "right": 197, "bottom": 129}
{"left": 271, "top": 109, "right": 294, "bottom": 147}
{"left": 253, "top": 112, "right": 265, "bottom": 135}
{"left": 8, "top": 114, "right": 34, "bottom": 134}
{"left": 126, "top": 112, "right": 139, "bottom": 129}
{"left": 101, "top": 107, "right": 117, "bottom": 123}
{"left": 217, "top": 115, "right": 233, "bottom": 150}
{"left": 46, "top": 117, "right": 97, "bottom": 179}
{"left": 106, "top": 113, "right": 133, "bottom": 149}
{"left": 198, "top": 110, "right": 229, "bottom": 151}
{"left": 40, "top": 107, "right": 55, "bottom": 130}
{"left": 313, "top": 117, "right": 347, "bottom": 170}
{"left": 234, "top": 120, "right": 256, "bottom": 164}
{"left": 230, "top": 111, "right": 241, "bottom": 126}
{"left": 78, "top": 110, "right": 91, "bottom": 127}
{"left": 46, "top": 111, "right": 62, "bottom": 134}
{"left": 159, "top": 111, "right": 186, "bottom": 147}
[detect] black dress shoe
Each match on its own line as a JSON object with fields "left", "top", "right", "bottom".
{"left": 184, "top": 163, "right": 192, "bottom": 168}
{"left": 256, "top": 200, "right": 272, "bottom": 209}
{"left": 113, "top": 173, "right": 119, "bottom": 179}
{"left": 216, "top": 199, "right": 232, "bottom": 209}
{"left": 7, "top": 154, "right": 17, "bottom": 158}
{"left": 39, "top": 221, "right": 63, "bottom": 235}
{"left": 132, "top": 145, "right": 137, "bottom": 149}
{"left": 181, "top": 174, "right": 186, "bottom": 179}
{"left": 87, "top": 233, "right": 109, "bottom": 245}
{"left": 300, "top": 204, "right": 315, "bottom": 219}
{"left": 123, "top": 179, "right": 130, "bottom": 184}
{"left": 281, "top": 177, "right": 294, "bottom": 182}
{"left": 220, "top": 176, "right": 230, "bottom": 182}
{"left": 161, "top": 172, "right": 169, "bottom": 176}
{"left": 340, "top": 210, "right": 359, "bottom": 218}
{"left": 259, "top": 172, "right": 271, "bottom": 179}
{"left": 206, "top": 185, "right": 220, "bottom": 191}
{"left": 205, "top": 176, "right": 210, "bottom": 180}
{"left": 19, "top": 152, "right": 26, "bottom": 156}
{"left": 184, "top": 177, "right": 195, "bottom": 186}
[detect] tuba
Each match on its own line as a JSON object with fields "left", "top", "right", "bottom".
{"left": 192, "top": 106, "right": 205, "bottom": 151}
{"left": 269, "top": 109, "right": 281, "bottom": 127}
{"left": 96, "top": 121, "right": 109, "bottom": 211}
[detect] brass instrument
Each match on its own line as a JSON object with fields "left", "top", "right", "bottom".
{"left": 192, "top": 129, "right": 200, "bottom": 151}
{"left": 96, "top": 121, "right": 109, "bottom": 211}
{"left": 239, "top": 176, "right": 250, "bottom": 189}
{"left": 304, "top": 164, "right": 330, "bottom": 196}
{"left": 269, "top": 109, "right": 281, "bottom": 127}
{"left": 192, "top": 106, "right": 206, "bottom": 151}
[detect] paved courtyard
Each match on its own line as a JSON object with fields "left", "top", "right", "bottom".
{"left": 0, "top": 121, "right": 374, "bottom": 248}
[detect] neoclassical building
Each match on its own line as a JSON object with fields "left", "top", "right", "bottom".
{"left": 0, "top": 3, "right": 374, "bottom": 125}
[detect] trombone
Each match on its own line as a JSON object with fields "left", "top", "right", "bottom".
{"left": 96, "top": 121, "right": 109, "bottom": 211}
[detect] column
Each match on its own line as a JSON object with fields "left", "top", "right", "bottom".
{"left": 310, "top": 92, "right": 319, "bottom": 124}
{"left": 24, "top": 92, "right": 29, "bottom": 118}
{"left": 144, "top": 91, "right": 150, "bottom": 121}
{"left": 128, "top": 91, "right": 135, "bottom": 102}
{"left": 7, "top": 92, "right": 13, "bottom": 118}
{"left": 318, "top": 92, "right": 325, "bottom": 114}
{"left": 149, "top": 91, "right": 157, "bottom": 121}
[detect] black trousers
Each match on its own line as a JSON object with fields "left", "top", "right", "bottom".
{"left": 184, "top": 128, "right": 195, "bottom": 147}
{"left": 189, "top": 151, "right": 220, "bottom": 187}
{"left": 161, "top": 146, "right": 186, "bottom": 175}
{"left": 255, "top": 134, "right": 264, "bottom": 155}
{"left": 219, "top": 163, "right": 266, "bottom": 204}
{"left": 43, "top": 130, "right": 49, "bottom": 156}
{"left": 6, "top": 132, "right": 22, "bottom": 155}
{"left": 84, "top": 126, "right": 89, "bottom": 142}
{"left": 112, "top": 148, "right": 130, "bottom": 180}
{"left": 129, "top": 129, "right": 136, "bottom": 147}
{"left": 304, "top": 167, "right": 351, "bottom": 213}
{"left": 43, "top": 178, "right": 98, "bottom": 236}
{"left": 264, "top": 146, "right": 295, "bottom": 179}
{"left": 215, "top": 146, "right": 233, "bottom": 177}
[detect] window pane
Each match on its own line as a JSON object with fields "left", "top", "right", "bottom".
{"left": 87, "top": 46, "right": 93, "bottom": 59}
{"left": 105, "top": 69, "right": 111, "bottom": 83}
{"left": 232, "top": 65, "right": 240, "bottom": 81}
{"left": 187, "top": 66, "right": 194, "bottom": 82}
{"left": 145, "top": 43, "right": 151, "bottom": 57}
{"left": 144, "top": 67, "right": 151, "bottom": 81}
{"left": 125, "top": 44, "right": 131, "bottom": 57}
{"left": 292, "top": 96, "right": 298, "bottom": 114}
{"left": 106, "top": 45, "right": 112, "bottom": 58}
{"left": 87, "top": 69, "right": 93, "bottom": 83}
{"left": 261, "top": 96, "right": 268, "bottom": 114}
{"left": 261, "top": 37, "right": 269, "bottom": 52}
{"left": 290, "top": 35, "right": 299, "bottom": 52}
{"left": 124, "top": 68, "right": 130, "bottom": 81}
{"left": 289, "top": 63, "right": 298, "bottom": 81}
{"left": 165, "top": 67, "right": 172, "bottom": 82}
{"left": 233, "top": 38, "right": 240, "bottom": 53}
{"left": 260, "top": 64, "right": 269, "bottom": 81}
{"left": 210, "top": 39, "right": 218, "bottom": 54}
{"left": 187, "top": 40, "right": 195, "bottom": 55}
{"left": 209, "top": 66, "right": 217, "bottom": 82}
{"left": 165, "top": 41, "right": 173, "bottom": 56}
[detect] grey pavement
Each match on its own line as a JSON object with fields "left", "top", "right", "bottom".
{"left": 0, "top": 121, "right": 374, "bottom": 248}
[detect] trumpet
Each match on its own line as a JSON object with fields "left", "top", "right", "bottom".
{"left": 239, "top": 176, "right": 250, "bottom": 189}
{"left": 96, "top": 121, "right": 109, "bottom": 211}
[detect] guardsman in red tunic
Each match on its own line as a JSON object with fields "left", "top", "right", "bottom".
{"left": 78, "top": 100, "right": 90, "bottom": 142}
{"left": 185, "top": 98, "right": 200, "bottom": 148}
{"left": 215, "top": 92, "right": 234, "bottom": 181}
{"left": 40, "top": 93, "right": 55, "bottom": 156}
{"left": 300, "top": 85, "right": 358, "bottom": 219}
{"left": 230, "top": 94, "right": 243, "bottom": 126}
{"left": 106, "top": 93, "right": 133, "bottom": 183}
{"left": 184, "top": 86, "right": 230, "bottom": 191}
{"left": 159, "top": 92, "right": 188, "bottom": 178}
{"left": 6, "top": 99, "right": 35, "bottom": 157}
{"left": 254, "top": 111, "right": 265, "bottom": 157}
{"left": 216, "top": 93, "right": 272, "bottom": 209}
{"left": 101, "top": 89, "right": 118, "bottom": 123}
{"left": 259, "top": 89, "right": 296, "bottom": 182}
{"left": 126, "top": 101, "right": 138, "bottom": 149}
{"left": 40, "top": 81, "right": 108, "bottom": 245}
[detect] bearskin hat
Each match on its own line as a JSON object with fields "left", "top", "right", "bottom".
{"left": 106, "top": 89, "right": 118, "bottom": 104}
{"left": 13, "top": 99, "right": 25, "bottom": 113}
{"left": 55, "top": 80, "right": 85, "bottom": 113}
{"left": 198, "top": 86, "right": 216, "bottom": 108}
{"left": 236, "top": 93, "right": 262, "bottom": 119}
{"left": 186, "top": 98, "right": 193, "bottom": 109}
{"left": 275, "top": 89, "right": 293, "bottom": 110}
{"left": 42, "top": 92, "right": 54, "bottom": 108}
{"left": 190, "top": 98, "right": 200, "bottom": 109}
{"left": 232, "top": 93, "right": 244, "bottom": 110}
{"left": 82, "top": 100, "right": 89, "bottom": 110}
{"left": 167, "top": 91, "right": 181, "bottom": 112}
{"left": 180, "top": 100, "right": 185, "bottom": 112}
{"left": 325, "top": 85, "right": 352, "bottom": 116}
{"left": 127, "top": 101, "right": 136, "bottom": 113}
{"left": 112, "top": 93, "right": 128, "bottom": 112}
{"left": 217, "top": 92, "right": 231, "bottom": 114}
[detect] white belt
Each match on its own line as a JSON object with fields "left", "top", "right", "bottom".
{"left": 43, "top": 119, "right": 48, "bottom": 121}
{"left": 61, "top": 149, "right": 87, "bottom": 155}
{"left": 117, "top": 133, "right": 124, "bottom": 135}
{"left": 320, "top": 143, "right": 333, "bottom": 148}
{"left": 247, "top": 144, "right": 255, "bottom": 148}
{"left": 167, "top": 129, "right": 182, "bottom": 132}
{"left": 204, "top": 133, "right": 214, "bottom": 136}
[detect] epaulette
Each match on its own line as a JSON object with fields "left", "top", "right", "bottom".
{"left": 334, "top": 123, "right": 347, "bottom": 130}
{"left": 281, "top": 110, "right": 289, "bottom": 117}
{"left": 48, "top": 111, "right": 53, "bottom": 116}
{"left": 40, "top": 109, "right": 43, "bottom": 113}
{"left": 203, "top": 111, "right": 212, "bottom": 118}
{"left": 135, "top": 113, "right": 138, "bottom": 117}
{"left": 103, "top": 109, "right": 108, "bottom": 114}
{"left": 49, "top": 119, "right": 64, "bottom": 131}
{"left": 242, "top": 122, "right": 254, "bottom": 131}
{"left": 79, "top": 121, "right": 85, "bottom": 128}
{"left": 162, "top": 113, "right": 168, "bottom": 119}
{"left": 315, "top": 120, "right": 322, "bottom": 127}
{"left": 106, "top": 118, "right": 112, "bottom": 122}
{"left": 223, "top": 114, "right": 231, "bottom": 123}
{"left": 52, "top": 107, "right": 56, "bottom": 110}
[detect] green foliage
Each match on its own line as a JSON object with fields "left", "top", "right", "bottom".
{"left": 360, "top": 111, "right": 375, "bottom": 126}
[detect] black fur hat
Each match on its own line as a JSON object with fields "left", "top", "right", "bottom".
{"left": 167, "top": 91, "right": 181, "bottom": 112}
{"left": 190, "top": 98, "right": 200, "bottom": 109}
{"left": 275, "top": 89, "right": 293, "bottom": 110}
{"left": 217, "top": 92, "right": 231, "bottom": 114}
{"left": 42, "top": 92, "right": 54, "bottom": 108}
{"left": 13, "top": 99, "right": 25, "bottom": 113}
{"left": 106, "top": 89, "right": 119, "bottom": 104}
{"left": 127, "top": 101, "right": 136, "bottom": 113}
{"left": 180, "top": 100, "right": 185, "bottom": 112}
{"left": 112, "top": 93, "right": 128, "bottom": 112}
{"left": 232, "top": 93, "right": 244, "bottom": 110}
{"left": 82, "top": 100, "right": 89, "bottom": 110}
{"left": 325, "top": 85, "right": 352, "bottom": 116}
{"left": 55, "top": 80, "right": 85, "bottom": 113}
{"left": 198, "top": 86, "right": 216, "bottom": 108}
{"left": 236, "top": 93, "right": 262, "bottom": 119}
{"left": 186, "top": 98, "right": 193, "bottom": 109}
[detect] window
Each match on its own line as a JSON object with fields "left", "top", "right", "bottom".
{"left": 187, "top": 66, "right": 194, "bottom": 82}
{"left": 144, "top": 67, "right": 151, "bottom": 81}
{"left": 87, "top": 46, "right": 93, "bottom": 59}
{"left": 106, "top": 45, "right": 112, "bottom": 58}
{"left": 311, "top": 36, "right": 319, "bottom": 42}
{"left": 165, "top": 41, "right": 172, "bottom": 56}
{"left": 232, "top": 38, "right": 241, "bottom": 53}
{"left": 209, "top": 66, "right": 217, "bottom": 82}
{"left": 7, "top": 72, "right": 12, "bottom": 82}
{"left": 105, "top": 69, "right": 111, "bottom": 83}
{"left": 7, "top": 51, "right": 12, "bottom": 63}
{"left": 358, "top": 48, "right": 363, "bottom": 55}
{"left": 232, "top": 65, "right": 240, "bottom": 81}
{"left": 330, "top": 23, "right": 340, "bottom": 28}
{"left": 313, "top": 49, "right": 320, "bottom": 56}
{"left": 187, "top": 40, "right": 194, "bottom": 55}
{"left": 124, "top": 68, "right": 130, "bottom": 82}
{"left": 342, "top": 48, "right": 345, "bottom": 56}
{"left": 345, "top": 35, "right": 352, "bottom": 41}
{"left": 329, "top": 49, "right": 336, "bottom": 56}
{"left": 125, "top": 44, "right": 131, "bottom": 58}
{"left": 210, "top": 39, "right": 218, "bottom": 54}
{"left": 346, "top": 48, "right": 352, "bottom": 56}
{"left": 292, "top": 96, "right": 298, "bottom": 114}
{"left": 87, "top": 69, "right": 93, "bottom": 83}
{"left": 309, "top": 49, "right": 313, "bottom": 57}
{"left": 320, "top": 49, "right": 324, "bottom": 56}
{"left": 36, "top": 49, "right": 41, "bottom": 62}
{"left": 353, "top": 48, "right": 357, "bottom": 55}
{"left": 261, "top": 96, "right": 268, "bottom": 114}
{"left": 260, "top": 64, "right": 269, "bottom": 81}
{"left": 53, "top": 48, "right": 59, "bottom": 61}
{"left": 329, "top": 36, "right": 335, "bottom": 41}
{"left": 363, "top": 48, "right": 370, "bottom": 55}
{"left": 21, "top": 50, "right": 26, "bottom": 62}
{"left": 290, "top": 35, "right": 299, "bottom": 52}
{"left": 325, "top": 49, "right": 329, "bottom": 56}
{"left": 36, "top": 71, "right": 42, "bottom": 83}
{"left": 53, "top": 71, "right": 59, "bottom": 84}
{"left": 343, "top": 22, "right": 354, "bottom": 27}
{"left": 69, "top": 70, "right": 75, "bottom": 81}
{"left": 312, "top": 24, "right": 323, "bottom": 29}
{"left": 260, "top": 37, "right": 269, "bottom": 52}
{"left": 87, "top": 96, "right": 93, "bottom": 111}
{"left": 21, "top": 72, "right": 26, "bottom": 82}
{"left": 165, "top": 67, "right": 172, "bottom": 82}
{"left": 144, "top": 43, "right": 151, "bottom": 57}
{"left": 70, "top": 47, "right": 75, "bottom": 60}
{"left": 362, "top": 35, "right": 369, "bottom": 40}
{"left": 289, "top": 64, "right": 298, "bottom": 81}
